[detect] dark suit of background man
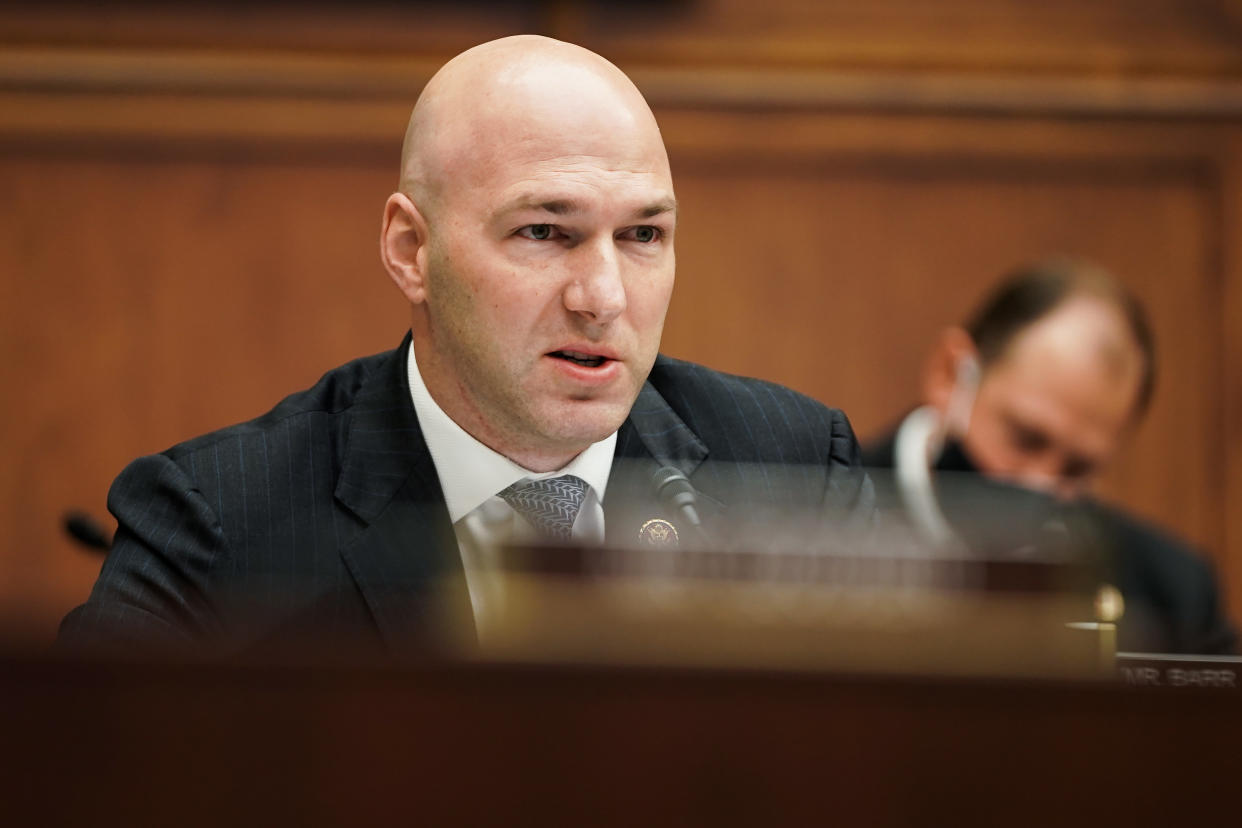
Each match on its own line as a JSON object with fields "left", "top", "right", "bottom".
{"left": 863, "top": 258, "right": 1236, "bottom": 654}
{"left": 61, "top": 35, "right": 870, "bottom": 655}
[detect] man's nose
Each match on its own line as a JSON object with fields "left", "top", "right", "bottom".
{"left": 563, "top": 239, "right": 626, "bottom": 325}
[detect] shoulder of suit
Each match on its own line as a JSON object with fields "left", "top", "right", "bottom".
{"left": 1087, "top": 498, "right": 1216, "bottom": 580}
{"left": 161, "top": 346, "right": 399, "bottom": 462}
{"left": 648, "top": 353, "right": 844, "bottom": 417}
{"left": 644, "top": 355, "right": 860, "bottom": 467}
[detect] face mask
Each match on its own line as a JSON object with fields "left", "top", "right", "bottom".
{"left": 936, "top": 436, "right": 980, "bottom": 474}
{"left": 926, "top": 353, "right": 980, "bottom": 464}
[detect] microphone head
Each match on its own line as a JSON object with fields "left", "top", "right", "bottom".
{"left": 651, "top": 465, "right": 702, "bottom": 522}
{"left": 64, "top": 510, "right": 112, "bottom": 553}
{"left": 651, "top": 465, "right": 693, "bottom": 497}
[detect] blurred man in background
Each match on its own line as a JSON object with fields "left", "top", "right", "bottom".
{"left": 863, "top": 258, "right": 1235, "bottom": 653}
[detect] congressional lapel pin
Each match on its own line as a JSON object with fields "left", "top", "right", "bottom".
{"left": 639, "top": 518, "right": 679, "bottom": 548}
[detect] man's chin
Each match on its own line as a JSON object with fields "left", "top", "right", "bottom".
{"left": 541, "top": 398, "right": 631, "bottom": 446}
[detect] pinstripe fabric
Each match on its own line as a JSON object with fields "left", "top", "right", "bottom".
{"left": 60, "top": 334, "right": 870, "bottom": 656}
{"left": 605, "top": 355, "right": 871, "bottom": 546}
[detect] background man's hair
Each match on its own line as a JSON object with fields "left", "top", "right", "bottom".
{"left": 963, "top": 257, "right": 1157, "bottom": 417}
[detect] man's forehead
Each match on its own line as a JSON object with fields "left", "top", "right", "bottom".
{"left": 462, "top": 152, "right": 672, "bottom": 213}
{"left": 402, "top": 36, "right": 671, "bottom": 216}
{"left": 986, "top": 338, "right": 1140, "bottom": 439}
{"left": 434, "top": 68, "right": 668, "bottom": 186}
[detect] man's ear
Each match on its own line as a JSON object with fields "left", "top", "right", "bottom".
{"left": 922, "top": 327, "right": 979, "bottom": 414}
{"left": 380, "top": 192, "right": 431, "bottom": 305}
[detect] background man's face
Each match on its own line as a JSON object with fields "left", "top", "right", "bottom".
{"left": 958, "top": 299, "right": 1144, "bottom": 499}
{"left": 417, "top": 115, "right": 677, "bottom": 464}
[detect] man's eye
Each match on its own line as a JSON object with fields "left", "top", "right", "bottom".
{"left": 622, "top": 225, "right": 661, "bottom": 243}
{"left": 1011, "top": 426, "right": 1048, "bottom": 453}
{"left": 1061, "top": 457, "right": 1095, "bottom": 481}
{"left": 519, "top": 224, "right": 557, "bottom": 241}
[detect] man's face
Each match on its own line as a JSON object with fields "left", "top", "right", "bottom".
{"left": 957, "top": 301, "right": 1144, "bottom": 499}
{"left": 414, "top": 122, "right": 676, "bottom": 468}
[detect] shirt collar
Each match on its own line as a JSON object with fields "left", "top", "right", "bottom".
{"left": 406, "top": 340, "right": 616, "bottom": 524}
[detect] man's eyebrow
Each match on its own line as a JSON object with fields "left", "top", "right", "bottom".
{"left": 496, "top": 196, "right": 678, "bottom": 219}
{"left": 498, "top": 197, "right": 580, "bottom": 216}
{"left": 639, "top": 199, "right": 678, "bottom": 218}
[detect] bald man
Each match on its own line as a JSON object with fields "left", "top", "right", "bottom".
{"left": 863, "top": 258, "right": 1236, "bottom": 654}
{"left": 62, "top": 37, "right": 870, "bottom": 654}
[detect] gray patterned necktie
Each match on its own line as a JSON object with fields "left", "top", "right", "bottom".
{"left": 498, "top": 474, "right": 589, "bottom": 541}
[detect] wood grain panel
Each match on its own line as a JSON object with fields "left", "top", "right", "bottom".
{"left": 6, "top": 48, "right": 1242, "bottom": 125}
{"left": 1220, "top": 136, "right": 1242, "bottom": 620}
{"left": 6, "top": 1, "right": 1242, "bottom": 78}
{"left": 0, "top": 2, "right": 547, "bottom": 53}
{"left": 0, "top": 148, "right": 408, "bottom": 638}
{"left": 575, "top": 0, "right": 1242, "bottom": 76}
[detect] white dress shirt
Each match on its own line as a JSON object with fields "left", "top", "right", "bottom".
{"left": 406, "top": 342, "right": 616, "bottom": 626}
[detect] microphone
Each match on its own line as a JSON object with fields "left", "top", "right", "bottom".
{"left": 651, "top": 466, "right": 707, "bottom": 537}
{"left": 63, "top": 510, "right": 112, "bottom": 553}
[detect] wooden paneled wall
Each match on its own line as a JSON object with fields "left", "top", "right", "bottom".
{"left": 5, "top": 1, "right": 1242, "bottom": 641}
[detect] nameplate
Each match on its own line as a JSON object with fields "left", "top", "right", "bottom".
{"left": 1116, "top": 652, "right": 1242, "bottom": 690}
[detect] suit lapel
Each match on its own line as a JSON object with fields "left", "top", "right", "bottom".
{"left": 333, "top": 335, "right": 470, "bottom": 652}
{"left": 605, "top": 382, "right": 714, "bottom": 545}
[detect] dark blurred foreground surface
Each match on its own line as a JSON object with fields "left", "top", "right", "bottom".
{"left": 2, "top": 651, "right": 1238, "bottom": 827}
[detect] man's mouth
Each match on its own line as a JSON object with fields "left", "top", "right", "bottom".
{"left": 549, "top": 350, "right": 609, "bottom": 368}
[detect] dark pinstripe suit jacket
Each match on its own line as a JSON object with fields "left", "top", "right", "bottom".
{"left": 61, "top": 334, "right": 870, "bottom": 656}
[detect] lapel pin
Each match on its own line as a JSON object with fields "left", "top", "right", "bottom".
{"left": 639, "top": 518, "right": 679, "bottom": 547}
